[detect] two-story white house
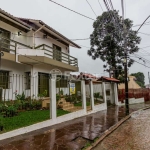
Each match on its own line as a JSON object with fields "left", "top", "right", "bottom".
{"left": 0, "top": 8, "right": 81, "bottom": 100}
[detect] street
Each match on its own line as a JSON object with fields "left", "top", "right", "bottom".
{"left": 93, "top": 107, "right": 150, "bottom": 150}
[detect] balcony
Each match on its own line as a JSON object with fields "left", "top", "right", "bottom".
{"left": 0, "top": 37, "right": 79, "bottom": 71}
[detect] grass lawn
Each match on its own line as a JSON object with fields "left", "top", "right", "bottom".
{"left": 74, "top": 101, "right": 91, "bottom": 107}
{"left": 1, "top": 109, "right": 70, "bottom": 133}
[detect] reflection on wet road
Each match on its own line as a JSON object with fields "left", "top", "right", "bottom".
{"left": 93, "top": 108, "right": 150, "bottom": 150}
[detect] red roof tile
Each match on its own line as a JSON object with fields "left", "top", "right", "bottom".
{"left": 97, "top": 76, "right": 120, "bottom": 82}
{"left": 78, "top": 73, "right": 97, "bottom": 79}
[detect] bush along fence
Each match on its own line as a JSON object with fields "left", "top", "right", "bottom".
{"left": 118, "top": 89, "right": 150, "bottom": 102}
{"left": 0, "top": 74, "right": 109, "bottom": 134}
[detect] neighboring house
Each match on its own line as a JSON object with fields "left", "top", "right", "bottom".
{"left": 118, "top": 76, "right": 141, "bottom": 90}
{"left": 145, "top": 84, "right": 150, "bottom": 89}
{"left": 0, "top": 8, "right": 81, "bottom": 100}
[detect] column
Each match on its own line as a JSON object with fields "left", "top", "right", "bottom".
{"left": 90, "top": 80, "right": 94, "bottom": 110}
{"left": 102, "top": 82, "right": 107, "bottom": 108}
{"left": 110, "top": 83, "right": 115, "bottom": 104}
{"left": 50, "top": 77, "right": 56, "bottom": 119}
{"left": 81, "top": 80, "right": 87, "bottom": 112}
{"left": 114, "top": 83, "right": 119, "bottom": 105}
{"left": 30, "top": 67, "right": 34, "bottom": 99}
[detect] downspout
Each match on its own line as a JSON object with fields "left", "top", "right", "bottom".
{"left": 33, "top": 25, "right": 45, "bottom": 49}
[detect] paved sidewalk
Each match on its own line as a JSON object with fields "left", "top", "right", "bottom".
{"left": 0, "top": 102, "right": 150, "bottom": 150}
{"left": 93, "top": 108, "right": 150, "bottom": 150}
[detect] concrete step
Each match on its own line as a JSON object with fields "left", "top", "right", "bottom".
{"left": 63, "top": 105, "right": 74, "bottom": 109}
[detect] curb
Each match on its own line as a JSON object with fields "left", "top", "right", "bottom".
{"left": 86, "top": 106, "right": 150, "bottom": 150}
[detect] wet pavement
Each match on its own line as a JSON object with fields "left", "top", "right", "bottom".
{"left": 93, "top": 107, "right": 150, "bottom": 150}
{"left": 0, "top": 102, "right": 150, "bottom": 150}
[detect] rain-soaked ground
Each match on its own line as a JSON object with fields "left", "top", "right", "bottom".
{"left": 0, "top": 102, "right": 150, "bottom": 150}
{"left": 93, "top": 107, "right": 150, "bottom": 150}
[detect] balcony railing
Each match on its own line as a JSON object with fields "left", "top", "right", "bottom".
{"left": 0, "top": 36, "right": 32, "bottom": 54}
{"left": 35, "top": 44, "right": 78, "bottom": 67}
{"left": 0, "top": 37, "right": 78, "bottom": 67}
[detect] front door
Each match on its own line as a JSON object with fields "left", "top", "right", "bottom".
{"left": 38, "top": 73, "right": 49, "bottom": 97}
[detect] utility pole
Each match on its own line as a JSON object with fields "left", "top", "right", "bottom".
{"left": 121, "top": 0, "right": 129, "bottom": 115}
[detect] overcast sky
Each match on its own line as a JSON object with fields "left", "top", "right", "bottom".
{"left": 1, "top": 0, "right": 150, "bottom": 84}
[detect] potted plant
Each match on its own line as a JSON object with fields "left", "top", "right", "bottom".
{"left": 0, "top": 116, "right": 4, "bottom": 131}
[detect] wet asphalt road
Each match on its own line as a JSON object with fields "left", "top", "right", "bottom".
{"left": 0, "top": 102, "right": 150, "bottom": 150}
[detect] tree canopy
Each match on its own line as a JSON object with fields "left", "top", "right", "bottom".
{"left": 130, "top": 72, "right": 145, "bottom": 88}
{"left": 87, "top": 10, "right": 141, "bottom": 81}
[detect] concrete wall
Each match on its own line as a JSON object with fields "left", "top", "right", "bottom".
{"left": 119, "top": 97, "right": 145, "bottom": 106}
{"left": 0, "top": 79, "right": 107, "bottom": 141}
{"left": 1, "top": 59, "right": 31, "bottom": 100}
{"left": 1, "top": 59, "right": 72, "bottom": 100}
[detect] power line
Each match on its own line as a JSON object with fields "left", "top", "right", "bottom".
{"left": 132, "top": 59, "right": 150, "bottom": 68}
{"left": 10, "top": 32, "right": 90, "bottom": 42}
{"left": 108, "top": 0, "right": 114, "bottom": 10}
{"left": 133, "top": 22, "right": 150, "bottom": 27}
{"left": 131, "top": 54, "right": 150, "bottom": 64}
{"left": 138, "top": 32, "right": 150, "bottom": 36}
{"left": 78, "top": 44, "right": 91, "bottom": 49}
{"left": 140, "top": 45, "right": 150, "bottom": 49}
{"left": 86, "top": 0, "right": 97, "bottom": 17}
{"left": 71, "top": 38, "right": 90, "bottom": 41}
{"left": 98, "top": 0, "right": 104, "bottom": 12}
{"left": 137, "top": 15, "right": 150, "bottom": 32}
{"left": 49, "top": 0, "right": 95, "bottom": 21}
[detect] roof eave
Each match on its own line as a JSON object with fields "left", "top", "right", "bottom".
{"left": 38, "top": 20, "right": 81, "bottom": 49}
{"left": 0, "top": 9, "right": 31, "bottom": 31}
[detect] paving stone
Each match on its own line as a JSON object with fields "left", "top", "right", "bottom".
{"left": 93, "top": 108, "right": 150, "bottom": 150}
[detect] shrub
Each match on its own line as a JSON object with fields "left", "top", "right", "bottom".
{"left": 5, "top": 105, "right": 18, "bottom": 117}
{"left": 0, "top": 115, "right": 4, "bottom": 131}
{"left": 56, "top": 94, "right": 60, "bottom": 102}
{"left": 15, "top": 92, "right": 25, "bottom": 101}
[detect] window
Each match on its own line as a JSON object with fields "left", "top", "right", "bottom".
{"left": 0, "top": 28, "right": 11, "bottom": 52}
{"left": 56, "top": 76, "right": 68, "bottom": 88}
{"left": 53, "top": 44, "right": 62, "bottom": 61}
{"left": 0, "top": 71, "right": 9, "bottom": 89}
{"left": 25, "top": 72, "right": 31, "bottom": 90}
{"left": 38, "top": 73, "right": 49, "bottom": 97}
{"left": 106, "top": 90, "right": 110, "bottom": 96}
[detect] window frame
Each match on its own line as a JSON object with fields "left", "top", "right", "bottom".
{"left": 25, "top": 72, "right": 31, "bottom": 90}
{"left": 0, "top": 71, "right": 9, "bottom": 89}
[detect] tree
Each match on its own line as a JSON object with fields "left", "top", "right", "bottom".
{"left": 87, "top": 10, "right": 141, "bottom": 81}
{"left": 130, "top": 72, "right": 145, "bottom": 88}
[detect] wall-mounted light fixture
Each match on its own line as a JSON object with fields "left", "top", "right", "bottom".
{"left": 18, "top": 31, "right": 22, "bottom": 36}
{"left": 43, "top": 34, "right": 47, "bottom": 39}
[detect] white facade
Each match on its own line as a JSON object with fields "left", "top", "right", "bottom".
{"left": 0, "top": 11, "right": 79, "bottom": 101}
{"left": 0, "top": 21, "right": 69, "bottom": 53}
